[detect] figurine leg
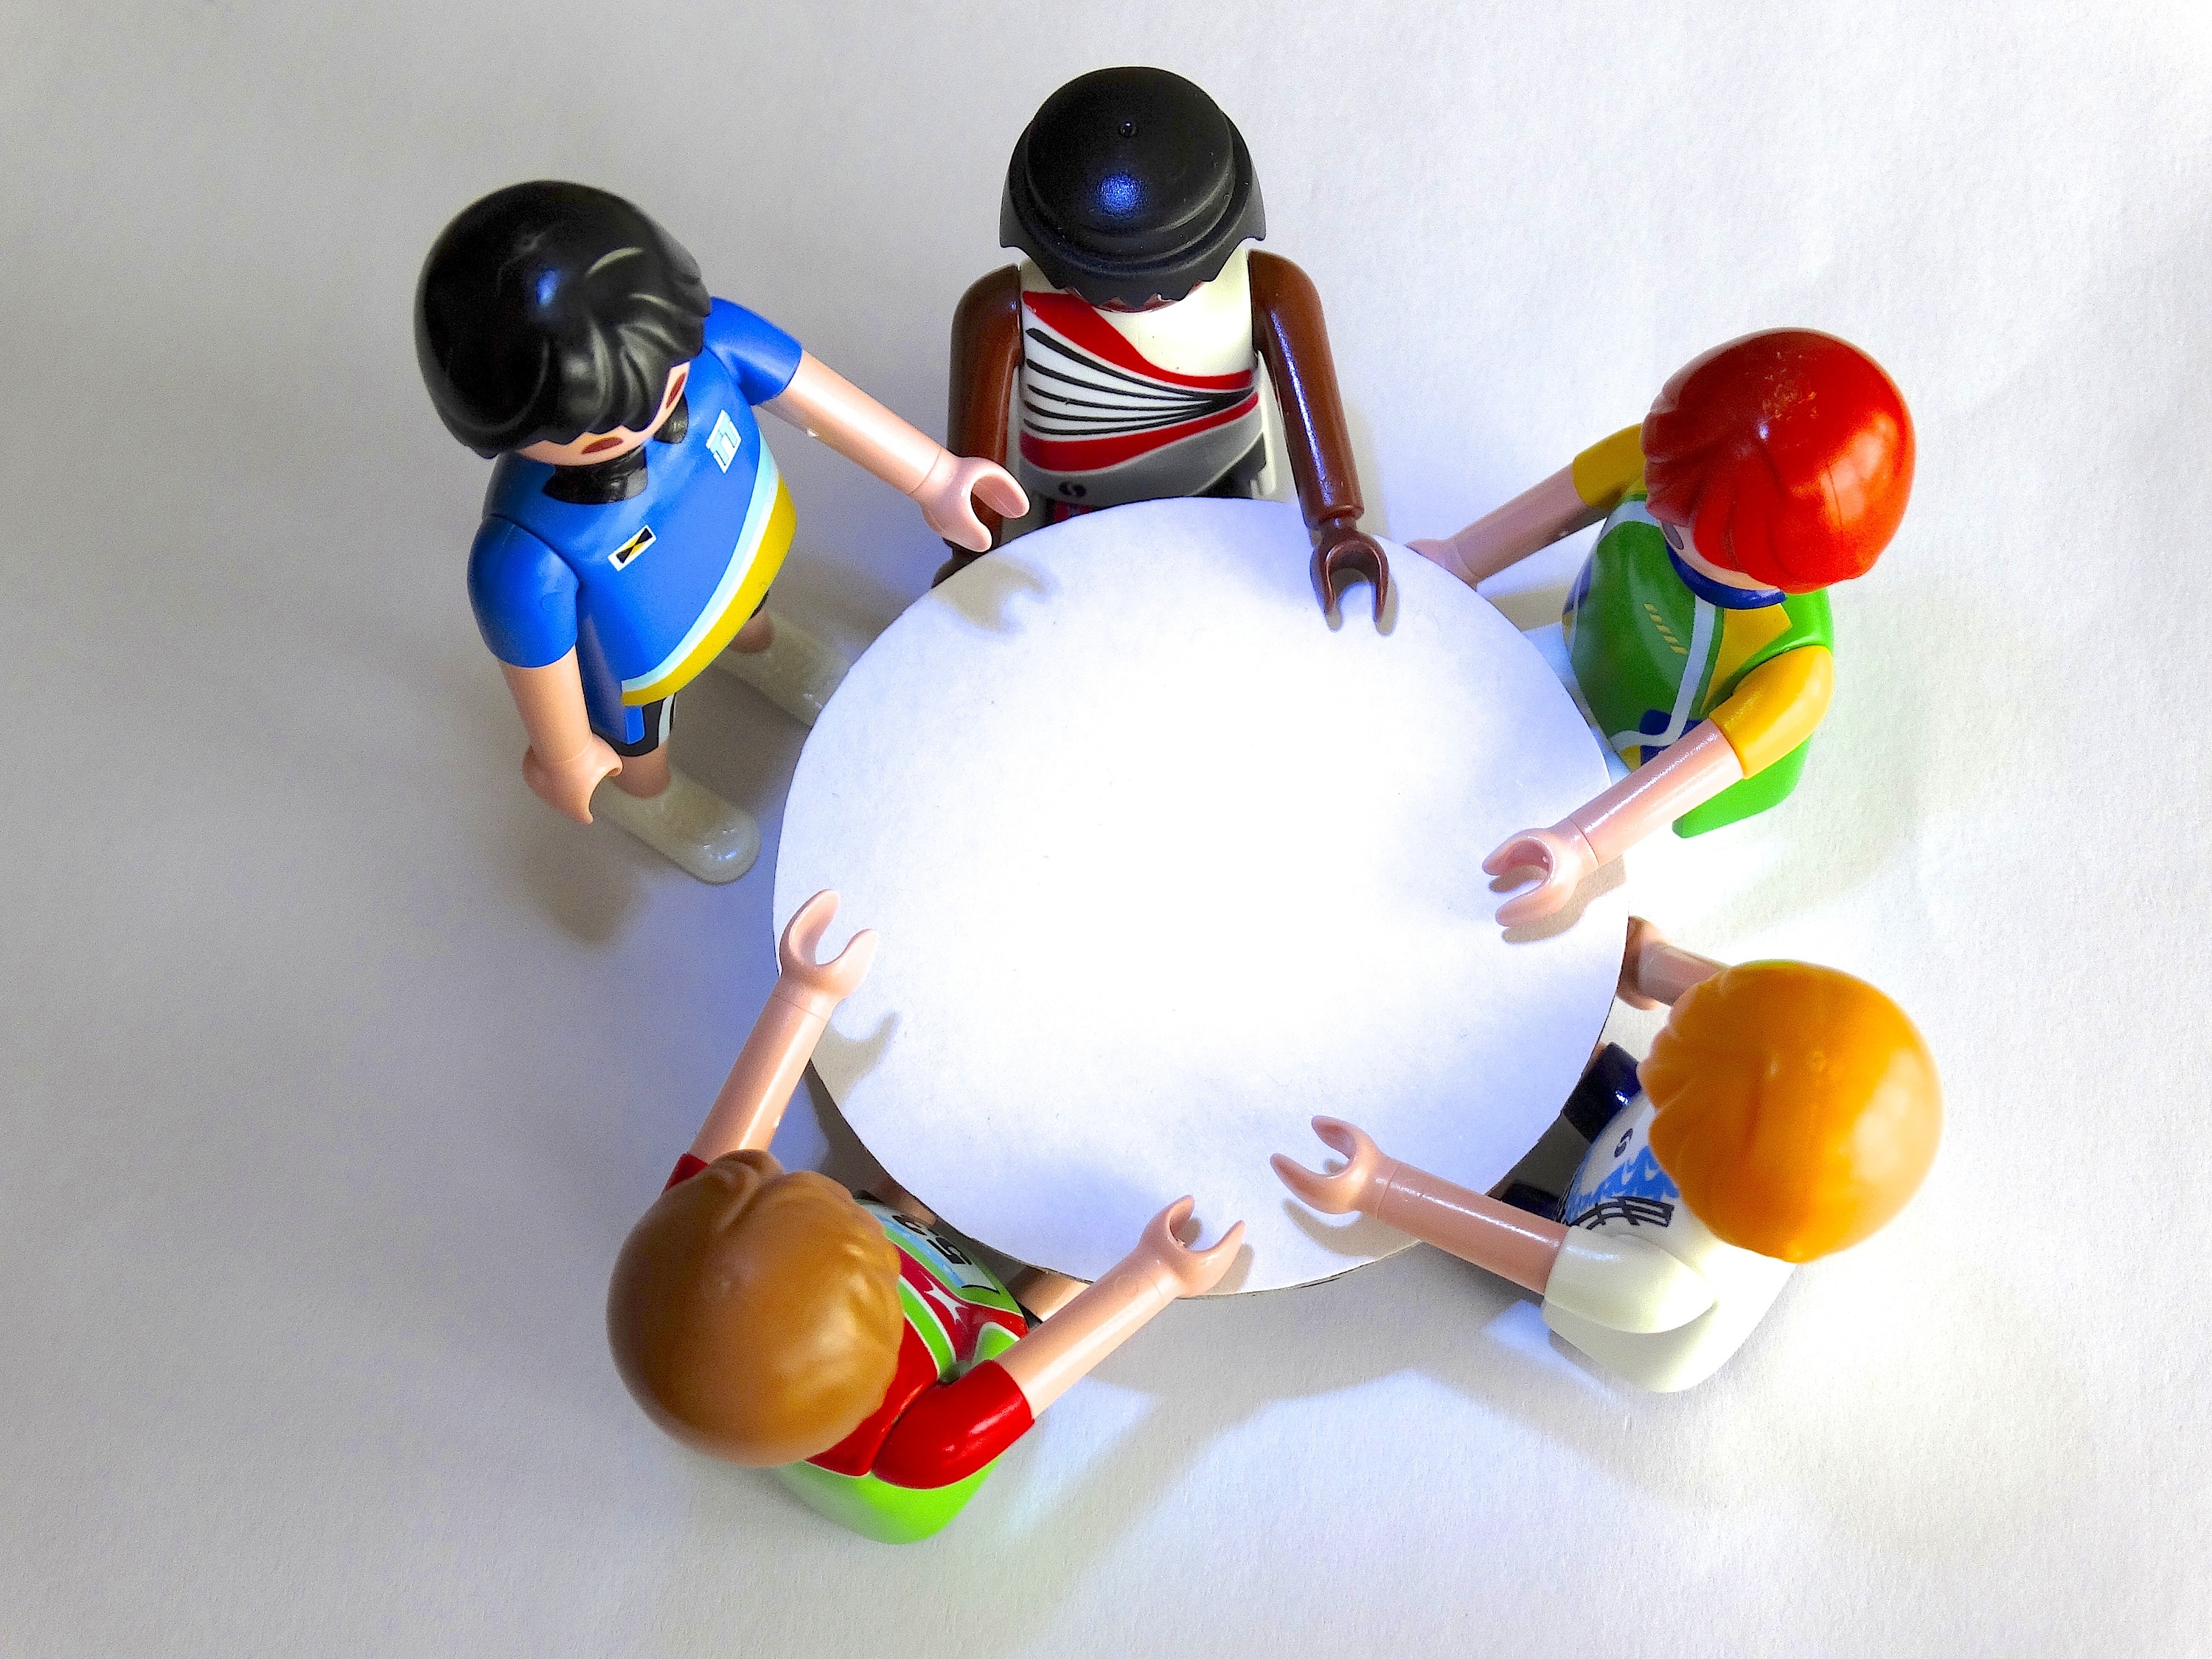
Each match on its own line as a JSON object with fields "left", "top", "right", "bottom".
{"left": 712, "top": 607, "right": 849, "bottom": 728}
{"left": 588, "top": 700, "right": 760, "bottom": 883}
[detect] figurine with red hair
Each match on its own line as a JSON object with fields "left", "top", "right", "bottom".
{"left": 1413, "top": 330, "right": 1915, "bottom": 925}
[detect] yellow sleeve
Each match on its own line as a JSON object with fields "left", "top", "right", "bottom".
{"left": 1709, "top": 647, "right": 1834, "bottom": 776}
{"left": 1569, "top": 425, "right": 1646, "bottom": 509}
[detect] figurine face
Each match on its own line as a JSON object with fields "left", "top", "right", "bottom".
{"left": 518, "top": 363, "right": 689, "bottom": 467}
{"left": 1656, "top": 515, "right": 1774, "bottom": 593}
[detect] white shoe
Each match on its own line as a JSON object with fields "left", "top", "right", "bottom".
{"left": 712, "top": 609, "right": 849, "bottom": 727}
{"left": 591, "top": 770, "right": 760, "bottom": 884}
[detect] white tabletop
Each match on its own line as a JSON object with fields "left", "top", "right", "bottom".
{"left": 773, "top": 498, "right": 1625, "bottom": 1289}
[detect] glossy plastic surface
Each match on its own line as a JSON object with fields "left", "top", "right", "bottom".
{"left": 1644, "top": 330, "right": 1914, "bottom": 591}
{"left": 1642, "top": 961, "right": 1943, "bottom": 1262}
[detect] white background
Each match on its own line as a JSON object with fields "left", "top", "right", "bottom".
{"left": 3, "top": 3, "right": 2206, "bottom": 1654}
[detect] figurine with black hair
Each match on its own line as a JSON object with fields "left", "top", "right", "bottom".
{"left": 417, "top": 181, "right": 1026, "bottom": 882}
{"left": 942, "top": 67, "right": 1391, "bottom": 622}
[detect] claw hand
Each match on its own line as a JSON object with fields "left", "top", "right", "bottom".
{"left": 1312, "top": 525, "right": 1391, "bottom": 623}
{"left": 1272, "top": 1116, "right": 1391, "bottom": 1216}
{"left": 776, "top": 889, "right": 878, "bottom": 1008}
{"left": 1133, "top": 1197, "right": 1245, "bottom": 1298}
{"left": 915, "top": 453, "right": 1027, "bottom": 553}
{"left": 1482, "top": 824, "right": 1599, "bottom": 928}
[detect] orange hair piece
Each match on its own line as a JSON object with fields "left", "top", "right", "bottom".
{"left": 1642, "top": 330, "right": 1915, "bottom": 593}
{"left": 1641, "top": 962, "right": 1941, "bottom": 1262}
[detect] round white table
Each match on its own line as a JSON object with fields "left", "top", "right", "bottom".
{"left": 773, "top": 498, "right": 1624, "bottom": 1292}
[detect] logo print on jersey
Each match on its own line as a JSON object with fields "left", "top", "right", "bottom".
{"left": 706, "top": 408, "right": 742, "bottom": 473}
{"left": 1016, "top": 292, "right": 1259, "bottom": 473}
{"left": 608, "top": 526, "right": 655, "bottom": 570}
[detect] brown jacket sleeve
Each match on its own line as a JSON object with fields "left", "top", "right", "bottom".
{"left": 948, "top": 265, "right": 1023, "bottom": 549}
{"left": 1248, "top": 250, "right": 1364, "bottom": 533}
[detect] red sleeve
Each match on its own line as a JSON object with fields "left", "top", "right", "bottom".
{"left": 869, "top": 1360, "right": 1036, "bottom": 1490}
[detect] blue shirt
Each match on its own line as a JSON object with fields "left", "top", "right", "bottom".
{"left": 467, "top": 301, "right": 804, "bottom": 735}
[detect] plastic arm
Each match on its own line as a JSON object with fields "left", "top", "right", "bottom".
{"left": 499, "top": 653, "right": 621, "bottom": 824}
{"left": 1272, "top": 1119, "right": 1714, "bottom": 1332}
{"left": 1483, "top": 723, "right": 1745, "bottom": 927}
{"left": 1411, "top": 466, "right": 1604, "bottom": 588}
{"left": 1271, "top": 1118, "right": 1565, "bottom": 1293}
{"left": 1618, "top": 917, "right": 1725, "bottom": 1010}
{"left": 989, "top": 1198, "right": 1244, "bottom": 1417}
{"left": 677, "top": 891, "right": 877, "bottom": 1175}
{"left": 945, "top": 266, "right": 1023, "bottom": 552}
{"left": 1248, "top": 251, "right": 1390, "bottom": 618}
{"left": 764, "top": 354, "right": 1026, "bottom": 552}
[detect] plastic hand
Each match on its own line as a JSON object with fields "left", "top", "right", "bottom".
{"left": 776, "top": 889, "right": 879, "bottom": 1013}
{"left": 1312, "top": 523, "right": 1391, "bottom": 620}
{"left": 1126, "top": 1197, "right": 1246, "bottom": 1298}
{"left": 912, "top": 451, "right": 1028, "bottom": 553}
{"left": 521, "top": 737, "right": 622, "bottom": 824}
{"left": 1270, "top": 1116, "right": 1392, "bottom": 1216}
{"left": 1483, "top": 822, "right": 1600, "bottom": 928}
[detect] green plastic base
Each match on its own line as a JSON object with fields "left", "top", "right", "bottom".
{"left": 773, "top": 1455, "right": 999, "bottom": 1545}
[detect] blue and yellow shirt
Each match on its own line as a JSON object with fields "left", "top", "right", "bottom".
{"left": 466, "top": 301, "right": 803, "bottom": 742}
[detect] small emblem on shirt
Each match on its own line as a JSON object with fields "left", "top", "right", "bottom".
{"left": 706, "top": 409, "right": 742, "bottom": 473}
{"left": 608, "top": 526, "right": 655, "bottom": 570}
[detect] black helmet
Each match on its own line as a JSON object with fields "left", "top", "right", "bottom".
{"left": 1001, "top": 67, "right": 1265, "bottom": 307}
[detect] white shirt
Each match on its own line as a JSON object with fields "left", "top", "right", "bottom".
{"left": 1542, "top": 1093, "right": 1793, "bottom": 1393}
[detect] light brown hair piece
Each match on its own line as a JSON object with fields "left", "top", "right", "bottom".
{"left": 606, "top": 1150, "right": 905, "bottom": 1467}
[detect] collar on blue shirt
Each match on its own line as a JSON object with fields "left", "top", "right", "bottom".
{"left": 1668, "top": 546, "right": 1787, "bottom": 610}
{"left": 539, "top": 394, "right": 692, "bottom": 506}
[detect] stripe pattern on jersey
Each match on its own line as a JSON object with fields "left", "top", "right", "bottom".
{"left": 1017, "top": 291, "right": 1259, "bottom": 474}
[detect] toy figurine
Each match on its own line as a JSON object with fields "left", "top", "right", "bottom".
{"left": 1273, "top": 920, "right": 1940, "bottom": 1392}
{"left": 607, "top": 891, "right": 1245, "bottom": 1543}
{"left": 939, "top": 66, "right": 1391, "bottom": 621}
{"left": 416, "top": 182, "right": 1026, "bottom": 883}
{"left": 1412, "top": 330, "right": 1914, "bottom": 925}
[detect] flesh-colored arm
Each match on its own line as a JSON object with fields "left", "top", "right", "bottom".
{"left": 500, "top": 653, "right": 622, "bottom": 824}
{"left": 1273, "top": 1119, "right": 1714, "bottom": 1334}
{"left": 1411, "top": 425, "right": 1644, "bottom": 588}
{"left": 1484, "top": 645, "right": 1834, "bottom": 926}
{"left": 764, "top": 353, "right": 1026, "bottom": 553}
{"left": 990, "top": 1198, "right": 1244, "bottom": 1416}
{"left": 1412, "top": 467, "right": 1601, "bottom": 588}
{"left": 1273, "top": 1118, "right": 1565, "bottom": 1291}
{"left": 679, "top": 891, "right": 877, "bottom": 1173}
{"left": 1483, "top": 723, "right": 1745, "bottom": 927}
{"left": 1618, "top": 917, "right": 1725, "bottom": 1010}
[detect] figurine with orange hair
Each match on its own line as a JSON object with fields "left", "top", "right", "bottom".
{"left": 607, "top": 890, "right": 1245, "bottom": 1542}
{"left": 1413, "top": 330, "right": 1916, "bottom": 925}
{"left": 1272, "top": 925, "right": 1939, "bottom": 1392}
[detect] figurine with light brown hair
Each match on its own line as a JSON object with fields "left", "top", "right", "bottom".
{"left": 607, "top": 890, "right": 1245, "bottom": 1543}
{"left": 1273, "top": 926, "right": 1940, "bottom": 1391}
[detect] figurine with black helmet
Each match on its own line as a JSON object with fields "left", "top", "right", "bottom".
{"left": 942, "top": 67, "right": 1390, "bottom": 621}
{"left": 416, "top": 181, "right": 1026, "bottom": 882}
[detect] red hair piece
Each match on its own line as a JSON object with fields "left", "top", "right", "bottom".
{"left": 1641, "top": 330, "right": 1914, "bottom": 592}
